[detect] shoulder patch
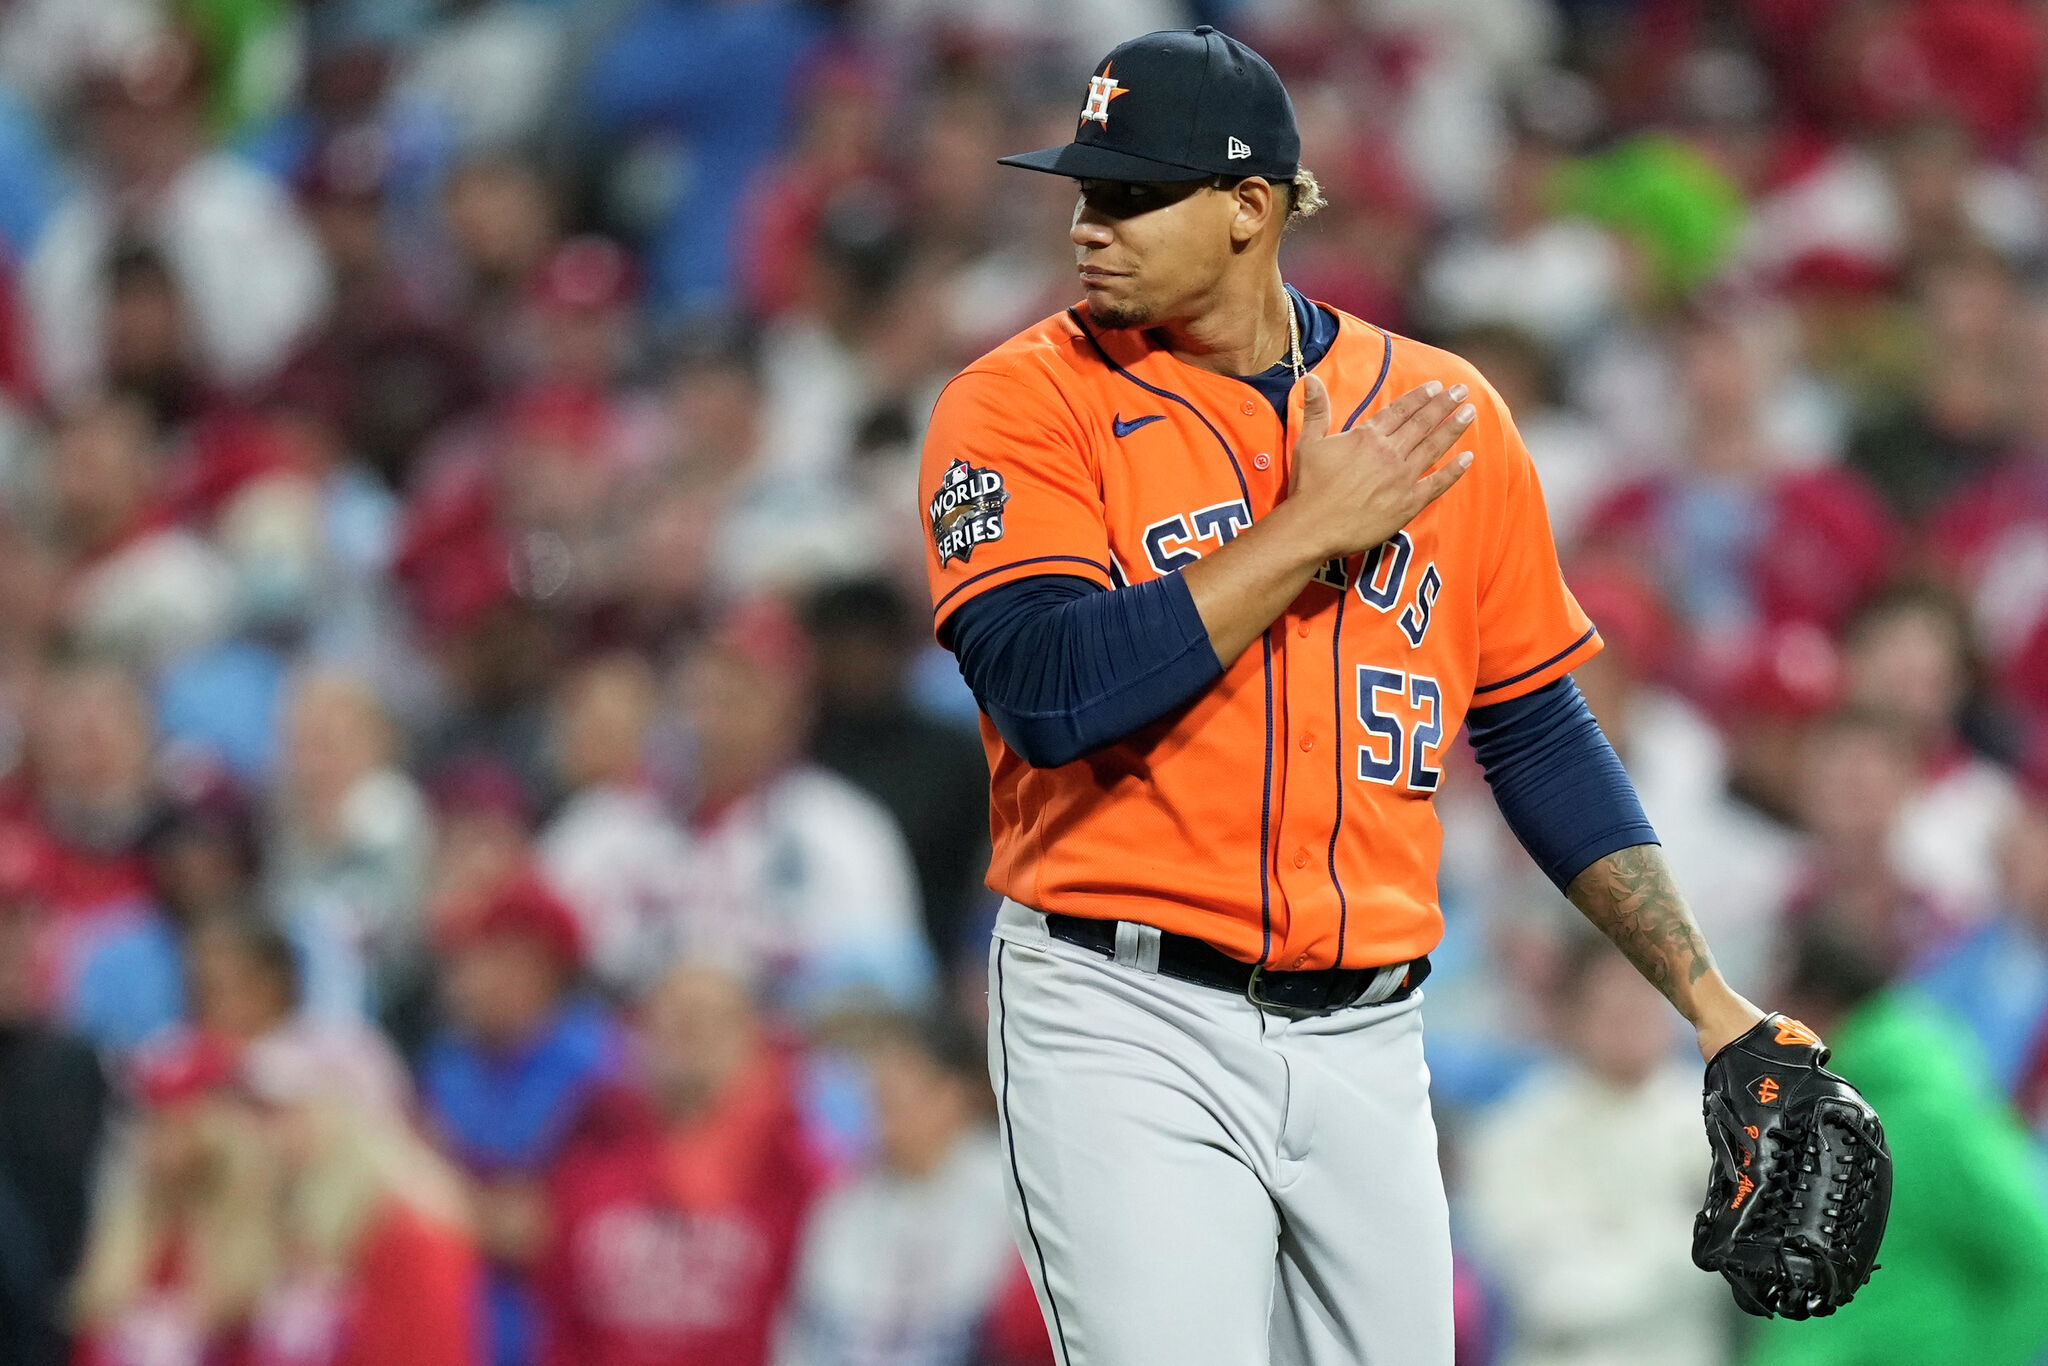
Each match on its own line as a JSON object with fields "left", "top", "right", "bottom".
{"left": 930, "top": 458, "right": 1010, "bottom": 565}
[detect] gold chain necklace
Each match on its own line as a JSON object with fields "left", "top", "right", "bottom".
{"left": 1286, "top": 290, "right": 1304, "bottom": 382}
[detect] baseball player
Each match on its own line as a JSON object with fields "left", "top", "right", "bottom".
{"left": 920, "top": 27, "right": 1882, "bottom": 1366}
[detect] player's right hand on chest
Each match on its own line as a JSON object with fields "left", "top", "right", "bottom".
{"left": 1288, "top": 374, "right": 1475, "bottom": 561}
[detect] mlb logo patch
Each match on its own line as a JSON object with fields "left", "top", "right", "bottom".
{"left": 930, "top": 459, "right": 1010, "bottom": 565}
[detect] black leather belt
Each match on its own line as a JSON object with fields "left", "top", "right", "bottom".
{"left": 1045, "top": 912, "right": 1430, "bottom": 1017}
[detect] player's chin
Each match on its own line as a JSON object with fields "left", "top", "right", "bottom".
{"left": 1082, "top": 290, "right": 1151, "bottom": 331}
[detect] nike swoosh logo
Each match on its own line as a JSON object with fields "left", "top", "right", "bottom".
{"left": 1112, "top": 412, "right": 1165, "bottom": 438}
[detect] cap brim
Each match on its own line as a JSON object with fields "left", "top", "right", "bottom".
{"left": 996, "top": 142, "right": 1214, "bottom": 183}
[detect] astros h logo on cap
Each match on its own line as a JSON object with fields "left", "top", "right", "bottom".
{"left": 1081, "top": 64, "right": 1130, "bottom": 125}
{"left": 999, "top": 26, "right": 1301, "bottom": 185}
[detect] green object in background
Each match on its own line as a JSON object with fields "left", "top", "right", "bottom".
{"left": 176, "top": 0, "right": 299, "bottom": 137}
{"left": 1551, "top": 134, "right": 1745, "bottom": 302}
{"left": 1742, "top": 990, "right": 2048, "bottom": 1366}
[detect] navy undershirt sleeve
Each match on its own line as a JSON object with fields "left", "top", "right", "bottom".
{"left": 1464, "top": 675, "right": 1660, "bottom": 891}
{"left": 945, "top": 573, "right": 1223, "bottom": 768}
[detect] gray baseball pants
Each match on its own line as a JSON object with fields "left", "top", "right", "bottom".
{"left": 987, "top": 898, "right": 1454, "bottom": 1366}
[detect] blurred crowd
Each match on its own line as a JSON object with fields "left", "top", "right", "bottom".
{"left": 2, "top": 0, "right": 2048, "bottom": 1365}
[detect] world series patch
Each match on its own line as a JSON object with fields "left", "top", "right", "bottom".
{"left": 929, "top": 458, "right": 1010, "bottom": 565}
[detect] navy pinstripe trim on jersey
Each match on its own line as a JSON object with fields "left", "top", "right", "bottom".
{"left": 1341, "top": 328, "right": 1396, "bottom": 430}
{"left": 1325, "top": 329, "right": 1388, "bottom": 963}
{"left": 995, "top": 942, "right": 1072, "bottom": 1366}
{"left": 1068, "top": 310, "right": 1254, "bottom": 504}
{"left": 1472, "top": 625, "right": 1600, "bottom": 696}
{"left": 933, "top": 554, "right": 1114, "bottom": 619}
{"left": 1327, "top": 585, "right": 1352, "bottom": 964}
{"left": 1257, "top": 632, "right": 1275, "bottom": 965}
{"left": 1070, "top": 308, "right": 1275, "bottom": 964}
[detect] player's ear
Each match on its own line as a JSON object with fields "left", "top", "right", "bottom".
{"left": 1227, "top": 177, "right": 1279, "bottom": 245}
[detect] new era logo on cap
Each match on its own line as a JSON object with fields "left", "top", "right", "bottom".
{"left": 996, "top": 26, "right": 1301, "bottom": 185}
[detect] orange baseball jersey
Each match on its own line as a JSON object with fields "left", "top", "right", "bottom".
{"left": 920, "top": 301, "right": 1600, "bottom": 971}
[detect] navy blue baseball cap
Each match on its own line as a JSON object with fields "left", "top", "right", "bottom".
{"left": 999, "top": 26, "right": 1301, "bottom": 185}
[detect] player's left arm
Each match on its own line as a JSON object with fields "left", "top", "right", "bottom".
{"left": 1468, "top": 384, "right": 1884, "bottom": 1322}
{"left": 1464, "top": 679, "right": 1763, "bottom": 1060}
{"left": 1564, "top": 845, "right": 1764, "bottom": 1061}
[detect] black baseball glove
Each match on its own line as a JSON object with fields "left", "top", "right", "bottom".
{"left": 1691, "top": 1013, "right": 1893, "bottom": 1319}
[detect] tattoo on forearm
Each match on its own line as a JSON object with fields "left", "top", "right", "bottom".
{"left": 1565, "top": 844, "right": 1716, "bottom": 1010}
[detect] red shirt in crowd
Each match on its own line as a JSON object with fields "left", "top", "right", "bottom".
{"left": 0, "top": 788, "right": 153, "bottom": 923}
{"left": 1930, "top": 453, "right": 2048, "bottom": 730}
{"left": 536, "top": 1049, "right": 826, "bottom": 1366}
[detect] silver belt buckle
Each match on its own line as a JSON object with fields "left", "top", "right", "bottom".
{"left": 1244, "top": 963, "right": 1324, "bottom": 1019}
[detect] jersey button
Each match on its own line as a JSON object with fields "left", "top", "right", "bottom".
{"left": 1241, "top": 400, "right": 1257, "bottom": 416}
{"left": 1299, "top": 733, "right": 1315, "bottom": 752}
{"left": 1292, "top": 953, "right": 1311, "bottom": 969}
{"left": 1253, "top": 452, "right": 1271, "bottom": 470}
{"left": 1292, "top": 848, "right": 1309, "bottom": 869}
{"left": 1295, "top": 620, "right": 1310, "bottom": 638}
